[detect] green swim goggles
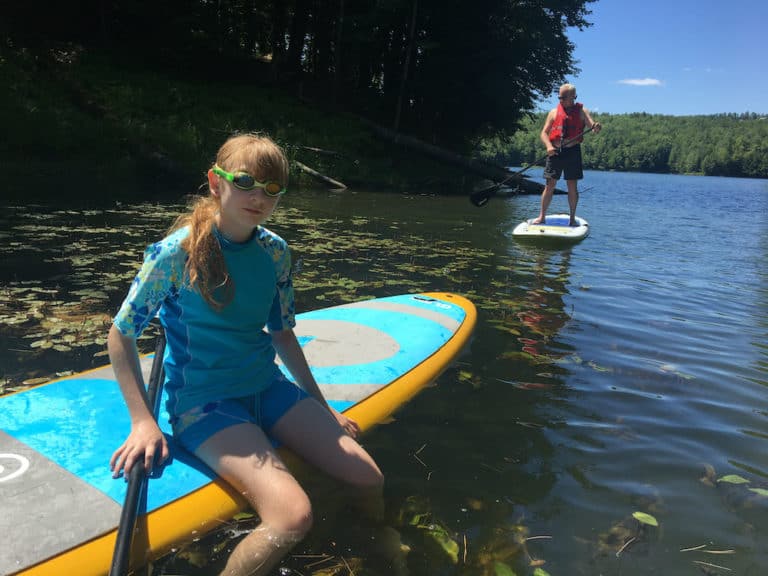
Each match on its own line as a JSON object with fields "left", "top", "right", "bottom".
{"left": 212, "top": 165, "right": 286, "bottom": 197}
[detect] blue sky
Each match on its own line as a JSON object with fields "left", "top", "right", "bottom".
{"left": 537, "top": 0, "right": 766, "bottom": 116}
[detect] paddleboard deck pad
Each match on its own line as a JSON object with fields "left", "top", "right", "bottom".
{"left": 512, "top": 214, "right": 589, "bottom": 242}
{"left": 0, "top": 292, "right": 476, "bottom": 576}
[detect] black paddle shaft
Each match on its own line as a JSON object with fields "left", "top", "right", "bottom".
{"left": 109, "top": 330, "right": 166, "bottom": 576}
{"left": 469, "top": 125, "right": 594, "bottom": 207}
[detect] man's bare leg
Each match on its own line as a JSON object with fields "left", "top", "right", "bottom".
{"left": 531, "top": 179, "right": 556, "bottom": 224}
{"left": 567, "top": 179, "right": 579, "bottom": 225}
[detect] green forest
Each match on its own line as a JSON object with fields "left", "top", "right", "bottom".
{"left": 2, "top": 0, "right": 765, "bottom": 203}
{"left": 2, "top": 0, "right": 595, "bottom": 148}
{"left": 478, "top": 112, "right": 768, "bottom": 179}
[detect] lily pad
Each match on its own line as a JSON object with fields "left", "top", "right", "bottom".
{"left": 422, "top": 524, "right": 459, "bottom": 564}
{"left": 632, "top": 511, "right": 659, "bottom": 527}
{"left": 717, "top": 474, "right": 750, "bottom": 485}
{"left": 494, "top": 562, "right": 518, "bottom": 576}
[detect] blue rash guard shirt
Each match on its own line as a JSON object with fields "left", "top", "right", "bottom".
{"left": 113, "top": 225, "right": 296, "bottom": 418}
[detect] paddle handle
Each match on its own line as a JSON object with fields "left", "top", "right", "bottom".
{"left": 109, "top": 330, "right": 166, "bottom": 576}
{"left": 470, "top": 125, "right": 595, "bottom": 207}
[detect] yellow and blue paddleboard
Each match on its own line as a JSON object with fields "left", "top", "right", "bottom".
{"left": 0, "top": 292, "right": 475, "bottom": 576}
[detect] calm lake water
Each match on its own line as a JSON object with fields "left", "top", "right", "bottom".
{"left": 1, "top": 170, "right": 767, "bottom": 575}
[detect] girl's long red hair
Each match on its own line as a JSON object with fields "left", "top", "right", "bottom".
{"left": 169, "top": 134, "right": 289, "bottom": 310}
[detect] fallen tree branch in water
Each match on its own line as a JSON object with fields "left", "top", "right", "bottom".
{"left": 294, "top": 160, "right": 347, "bottom": 190}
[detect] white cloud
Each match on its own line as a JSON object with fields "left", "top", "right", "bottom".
{"left": 617, "top": 78, "right": 664, "bottom": 86}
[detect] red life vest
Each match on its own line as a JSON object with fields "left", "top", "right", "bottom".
{"left": 548, "top": 103, "right": 585, "bottom": 146}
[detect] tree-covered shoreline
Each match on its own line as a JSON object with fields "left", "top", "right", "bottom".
{"left": 3, "top": 0, "right": 765, "bottom": 205}
{"left": 3, "top": 0, "right": 595, "bottom": 149}
{"left": 0, "top": 47, "right": 478, "bottom": 202}
{"left": 479, "top": 112, "right": 768, "bottom": 179}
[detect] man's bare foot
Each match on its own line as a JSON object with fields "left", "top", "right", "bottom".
{"left": 569, "top": 219, "right": 578, "bottom": 226}
{"left": 531, "top": 217, "right": 545, "bottom": 225}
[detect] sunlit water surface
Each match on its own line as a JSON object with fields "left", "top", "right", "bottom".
{"left": 1, "top": 170, "right": 766, "bottom": 575}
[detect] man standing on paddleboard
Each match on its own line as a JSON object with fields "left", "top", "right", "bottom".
{"left": 533, "top": 83, "right": 601, "bottom": 226}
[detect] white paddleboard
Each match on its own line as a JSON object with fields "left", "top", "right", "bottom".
{"left": 512, "top": 214, "right": 589, "bottom": 243}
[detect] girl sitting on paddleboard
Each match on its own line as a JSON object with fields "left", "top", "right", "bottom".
{"left": 108, "top": 133, "right": 384, "bottom": 576}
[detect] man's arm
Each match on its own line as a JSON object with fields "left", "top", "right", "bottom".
{"left": 582, "top": 107, "right": 602, "bottom": 134}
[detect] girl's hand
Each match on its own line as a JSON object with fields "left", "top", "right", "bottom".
{"left": 331, "top": 407, "right": 361, "bottom": 439}
{"left": 110, "top": 419, "right": 169, "bottom": 478}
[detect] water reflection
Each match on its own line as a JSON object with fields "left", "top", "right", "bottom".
{"left": 3, "top": 174, "right": 768, "bottom": 575}
{"left": 0, "top": 204, "right": 173, "bottom": 390}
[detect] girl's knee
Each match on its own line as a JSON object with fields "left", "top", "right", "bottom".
{"left": 251, "top": 484, "right": 313, "bottom": 536}
{"left": 349, "top": 473, "right": 385, "bottom": 522}
{"left": 350, "top": 443, "right": 385, "bottom": 488}
{"left": 277, "top": 493, "right": 314, "bottom": 535}
{"left": 288, "top": 503, "right": 314, "bottom": 536}
{"left": 352, "top": 464, "right": 385, "bottom": 490}
{"left": 367, "top": 467, "right": 385, "bottom": 489}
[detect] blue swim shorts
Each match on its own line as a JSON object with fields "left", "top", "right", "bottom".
{"left": 171, "top": 372, "right": 310, "bottom": 453}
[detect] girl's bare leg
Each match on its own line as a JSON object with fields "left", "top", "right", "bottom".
{"left": 194, "top": 423, "right": 311, "bottom": 576}
{"left": 219, "top": 523, "right": 303, "bottom": 576}
{"left": 195, "top": 400, "right": 384, "bottom": 575}
{"left": 271, "top": 400, "right": 414, "bottom": 572}
{"left": 270, "top": 398, "right": 383, "bottom": 487}
{"left": 270, "top": 398, "right": 385, "bottom": 519}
